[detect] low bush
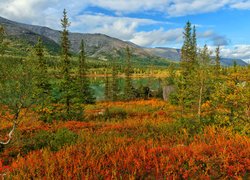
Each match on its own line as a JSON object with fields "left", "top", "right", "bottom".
{"left": 50, "top": 128, "right": 78, "bottom": 151}
{"left": 22, "top": 128, "right": 78, "bottom": 153}
{"left": 102, "top": 108, "right": 128, "bottom": 121}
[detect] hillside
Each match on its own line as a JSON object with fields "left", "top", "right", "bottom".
{"left": 144, "top": 47, "right": 181, "bottom": 62}
{"left": 0, "top": 16, "right": 60, "bottom": 54}
{"left": 145, "top": 47, "right": 248, "bottom": 66}
{"left": 0, "top": 16, "right": 248, "bottom": 66}
{"left": 0, "top": 16, "right": 152, "bottom": 58}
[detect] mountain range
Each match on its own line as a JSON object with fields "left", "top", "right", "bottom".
{"left": 0, "top": 16, "right": 248, "bottom": 66}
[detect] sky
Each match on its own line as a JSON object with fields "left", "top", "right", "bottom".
{"left": 0, "top": 0, "right": 250, "bottom": 62}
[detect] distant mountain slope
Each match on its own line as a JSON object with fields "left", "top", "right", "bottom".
{"left": 0, "top": 16, "right": 248, "bottom": 66}
{"left": 0, "top": 16, "right": 151, "bottom": 58}
{"left": 145, "top": 47, "right": 248, "bottom": 66}
{"left": 219, "top": 58, "right": 248, "bottom": 66}
{"left": 0, "top": 16, "right": 60, "bottom": 53}
{"left": 144, "top": 47, "right": 181, "bottom": 62}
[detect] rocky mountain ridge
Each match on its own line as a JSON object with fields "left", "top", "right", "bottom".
{"left": 0, "top": 16, "right": 248, "bottom": 66}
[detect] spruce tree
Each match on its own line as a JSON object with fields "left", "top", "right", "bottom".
{"left": 181, "top": 22, "right": 197, "bottom": 73}
{"left": 111, "top": 57, "right": 119, "bottom": 101}
{"left": 179, "top": 21, "right": 196, "bottom": 109}
{"left": 181, "top": 22, "right": 192, "bottom": 63}
{"left": 61, "top": 9, "right": 70, "bottom": 117}
{"left": 34, "top": 37, "right": 51, "bottom": 121}
{"left": 124, "top": 46, "right": 134, "bottom": 101}
{"left": 104, "top": 72, "right": 111, "bottom": 101}
{"left": 191, "top": 25, "right": 197, "bottom": 63}
{"left": 78, "top": 39, "right": 95, "bottom": 104}
{"left": 35, "top": 38, "right": 49, "bottom": 93}
{"left": 173, "top": 21, "right": 200, "bottom": 118}
{"left": 60, "top": 9, "right": 82, "bottom": 120}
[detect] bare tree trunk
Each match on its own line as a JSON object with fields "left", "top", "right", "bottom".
{"left": 0, "top": 109, "right": 20, "bottom": 145}
{"left": 198, "top": 81, "right": 203, "bottom": 120}
{"left": 0, "top": 121, "right": 16, "bottom": 145}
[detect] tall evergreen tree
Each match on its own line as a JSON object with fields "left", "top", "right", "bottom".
{"left": 79, "top": 40, "right": 86, "bottom": 77}
{"left": 181, "top": 22, "right": 192, "bottom": 63}
{"left": 61, "top": 9, "right": 71, "bottom": 117}
{"left": 179, "top": 21, "right": 196, "bottom": 107}
{"left": 124, "top": 46, "right": 134, "bottom": 101}
{"left": 181, "top": 22, "right": 197, "bottom": 73}
{"left": 104, "top": 68, "right": 111, "bottom": 101}
{"left": 78, "top": 39, "right": 95, "bottom": 104}
{"left": 173, "top": 21, "right": 201, "bottom": 119}
{"left": 191, "top": 25, "right": 197, "bottom": 63}
{"left": 35, "top": 38, "right": 49, "bottom": 93}
{"left": 61, "top": 9, "right": 71, "bottom": 72}
{"left": 111, "top": 57, "right": 119, "bottom": 101}
{"left": 34, "top": 37, "right": 51, "bottom": 121}
{"left": 59, "top": 9, "right": 79, "bottom": 120}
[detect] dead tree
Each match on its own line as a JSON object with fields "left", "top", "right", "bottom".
{"left": 0, "top": 121, "right": 17, "bottom": 145}
{"left": 0, "top": 105, "right": 22, "bottom": 145}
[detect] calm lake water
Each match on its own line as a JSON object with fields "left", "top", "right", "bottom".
{"left": 90, "top": 77, "right": 164, "bottom": 101}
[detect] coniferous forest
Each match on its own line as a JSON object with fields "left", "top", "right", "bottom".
{"left": 0, "top": 9, "right": 250, "bottom": 179}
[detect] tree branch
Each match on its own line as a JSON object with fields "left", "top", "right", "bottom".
{"left": 0, "top": 120, "right": 17, "bottom": 145}
{"left": 0, "top": 107, "right": 20, "bottom": 145}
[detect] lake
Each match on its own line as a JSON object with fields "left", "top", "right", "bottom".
{"left": 90, "top": 77, "right": 164, "bottom": 101}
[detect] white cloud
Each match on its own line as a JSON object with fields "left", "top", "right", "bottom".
{"left": 166, "top": 0, "right": 227, "bottom": 17}
{"left": 130, "top": 28, "right": 183, "bottom": 47}
{"left": 208, "top": 45, "right": 250, "bottom": 62}
{"left": 1, "top": 0, "right": 58, "bottom": 24}
{"left": 230, "top": 1, "right": 250, "bottom": 10}
{"left": 0, "top": 0, "right": 90, "bottom": 29}
{"left": 222, "top": 45, "right": 250, "bottom": 60}
{"left": 197, "top": 30, "right": 230, "bottom": 46}
{"left": 1, "top": 0, "right": 250, "bottom": 27}
{"left": 72, "top": 13, "right": 161, "bottom": 40}
{"left": 68, "top": 13, "right": 229, "bottom": 48}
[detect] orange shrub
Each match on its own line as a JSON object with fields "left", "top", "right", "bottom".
{"left": 8, "top": 127, "right": 250, "bottom": 179}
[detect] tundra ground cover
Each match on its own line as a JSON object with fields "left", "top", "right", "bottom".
{"left": 0, "top": 99, "right": 249, "bottom": 179}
